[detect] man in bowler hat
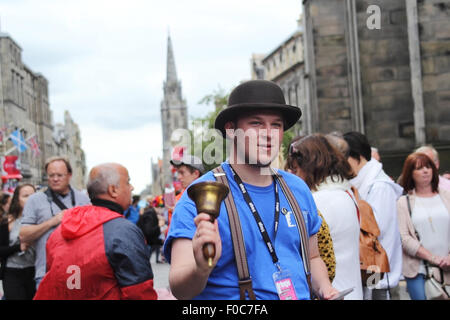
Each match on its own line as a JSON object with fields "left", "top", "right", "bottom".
{"left": 164, "top": 80, "right": 339, "bottom": 300}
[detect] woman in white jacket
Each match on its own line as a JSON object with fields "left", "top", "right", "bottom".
{"left": 288, "top": 134, "right": 363, "bottom": 300}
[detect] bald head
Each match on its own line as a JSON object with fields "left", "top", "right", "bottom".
{"left": 87, "top": 163, "right": 134, "bottom": 210}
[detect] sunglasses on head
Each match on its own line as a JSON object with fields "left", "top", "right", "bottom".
{"left": 289, "top": 142, "right": 300, "bottom": 156}
{"left": 288, "top": 143, "right": 303, "bottom": 164}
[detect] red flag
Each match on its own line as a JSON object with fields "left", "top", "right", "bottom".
{"left": 28, "top": 135, "right": 41, "bottom": 157}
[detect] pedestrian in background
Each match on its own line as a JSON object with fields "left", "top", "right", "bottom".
{"left": 0, "top": 184, "right": 36, "bottom": 300}
{"left": 343, "top": 131, "right": 403, "bottom": 300}
{"left": 34, "top": 163, "right": 157, "bottom": 300}
{"left": 19, "top": 156, "right": 91, "bottom": 289}
{"left": 137, "top": 203, "right": 163, "bottom": 263}
{"left": 288, "top": 134, "right": 362, "bottom": 299}
{"left": 124, "top": 195, "right": 140, "bottom": 224}
{"left": 0, "top": 192, "right": 12, "bottom": 219}
{"left": 397, "top": 152, "right": 450, "bottom": 300}
{"left": 415, "top": 145, "right": 450, "bottom": 192}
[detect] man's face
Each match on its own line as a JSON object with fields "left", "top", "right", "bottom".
{"left": 227, "top": 110, "right": 284, "bottom": 167}
{"left": 116, "top": 166, "right": 134, "bottom": 210}
{"left": 47, "top": 160, "right": 72, "bottom": 194}
{"left": 176, "top": 165, "right": 199, "bottom": 189}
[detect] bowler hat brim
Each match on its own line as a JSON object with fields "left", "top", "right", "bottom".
{"left": 214, "top": 102, "right": 302, "bottom": 137}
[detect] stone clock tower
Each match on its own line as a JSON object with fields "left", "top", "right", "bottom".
{"left": 160, "top": 34, "right": 188, "bottom": 187}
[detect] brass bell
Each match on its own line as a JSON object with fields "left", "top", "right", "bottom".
{"left": 187, "top": 181, "right": 229, "bottom": 266}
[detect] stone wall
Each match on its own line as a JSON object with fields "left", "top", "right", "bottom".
{"left": 1, "top": 33, "right": 87, "bottom": 187}
{"left": 303, "top": 0, "right": 450, "bottom": 176}
{"left": 356, "top": 0, "right": 415, "bottom": 152}
{"left": 306, "top": 0, "right": 358, "bottom": 134}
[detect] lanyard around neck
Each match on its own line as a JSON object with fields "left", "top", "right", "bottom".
{"left": 228, "top": 165, "right": 281, "bottom": 266}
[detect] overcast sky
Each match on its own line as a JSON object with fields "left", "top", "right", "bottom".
{"left": 1, "top": 0, "right": 303, "bottom": 193}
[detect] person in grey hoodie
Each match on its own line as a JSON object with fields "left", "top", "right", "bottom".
{"left": 343, "top": 132, "right": 404, "bottom": 300}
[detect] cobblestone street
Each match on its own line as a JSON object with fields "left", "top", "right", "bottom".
{"left": 151, "top": 261, "right": 170, "bottom": 290}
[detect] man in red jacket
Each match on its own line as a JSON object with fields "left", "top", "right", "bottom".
{"left": 34, "top": 163, "right": 157, "bottom": 300}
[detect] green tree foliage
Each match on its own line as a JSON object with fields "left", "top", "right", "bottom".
{"left": 188, "top": 86, "right": 230, "bottom": 172}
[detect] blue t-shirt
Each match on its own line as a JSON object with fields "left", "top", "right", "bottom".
{"left": 163, "top": 162, "right": 321, "bottom": 300}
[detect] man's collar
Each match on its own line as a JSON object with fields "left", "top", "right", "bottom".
{"left": 50, "top": 185, "right": 72, "bottom": 198}
{"left": 91, "top": 198, "right": 124, "bottom": 214}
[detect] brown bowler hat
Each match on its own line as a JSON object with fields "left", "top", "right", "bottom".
{"left": 214, "top": 80, "right": 302, "bottom": 137}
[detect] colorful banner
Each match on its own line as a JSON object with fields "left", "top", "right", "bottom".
{"left": 1, "top": 155, "right": 22, "bottom": 180}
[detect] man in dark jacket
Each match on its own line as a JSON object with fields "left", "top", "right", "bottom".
{"left": 137, "top": 206, "right": 163, "bottom": 263}
{"left": 34, "top": 163, "right": 157, "bottom": 300}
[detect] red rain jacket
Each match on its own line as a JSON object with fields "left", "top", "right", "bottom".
{"left": 34, "top": 203, "right": 157, "bottom": 300}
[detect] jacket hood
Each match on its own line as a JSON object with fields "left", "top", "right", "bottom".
{"left": 60, "top": 205, "right": 122, "bottom": 240}
{"left": 351, "top": 159, "right": 403, "bottom": 199}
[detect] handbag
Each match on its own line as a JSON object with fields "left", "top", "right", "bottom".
{"left": 406, "top": 195, "right": 450, "bottom": 300}
{"left": 424, "top": 264, "right": 450, "bottom": 300}
{"left": 346, "top": 187, "right": 390, "bottom": 286}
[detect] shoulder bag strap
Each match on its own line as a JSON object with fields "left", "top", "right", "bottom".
{"left": 346, "top": 187, "right": 360, "bottom": 223}
{"left": 272, "top": 169, "right": 314, "bottom": 299}
{"left": 45, "top": 188, "right": 68, "bottom": 212}
{"left": 406, "top": 194, "right": 421, "bottom": 241}
{"left": 212, "top": 166, "right": 256, "bottom": 300}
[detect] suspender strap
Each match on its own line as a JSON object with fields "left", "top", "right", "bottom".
{"left": 272, "top": 169, "right": 314, "bottom": 300}
{"left": 212, "top": 166, "right": 256, "bottom": 300}
{"left": 212, "top": 165, "right": 313, "bottom": 300}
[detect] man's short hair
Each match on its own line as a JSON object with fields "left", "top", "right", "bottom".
{"left": 343, "top": 131, "right": 372, "bottom": 162}
{"left": 86, "top": 164, "right": 120, "bottom": 200}
{"left": 132, "top": 195, "right": 140, "bottom": 204}
{"left": 45, "top": 156, "right": 73, "bottom": 174}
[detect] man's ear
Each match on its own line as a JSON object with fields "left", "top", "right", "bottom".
{"left": 107, "top": 184, "right": 118, "bottom": 198}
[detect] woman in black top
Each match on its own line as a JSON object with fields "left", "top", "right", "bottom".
{"left": 0, "top": 184, "right": 36, "bottom": 300}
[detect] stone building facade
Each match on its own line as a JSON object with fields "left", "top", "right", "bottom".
{"left": 53, "top": 111, "right": 87, "bottom": 190}
{"left": 0, "top": 32, "right": 87, "bottom": 189}
{"left": 251, "top": 17, "right": 307, "bottom": 136}
{"left": 302, "top": 0, "right": 450, "bottom": 176}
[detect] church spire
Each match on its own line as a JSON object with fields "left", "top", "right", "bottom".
{"left": 166, "top": 32, "right": 178, "bottom": 83}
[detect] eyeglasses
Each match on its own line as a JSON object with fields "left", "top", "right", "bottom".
{"left": 48, "top": 173, "right": 68, "bottom": 179}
